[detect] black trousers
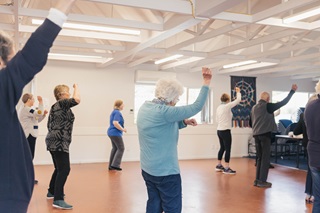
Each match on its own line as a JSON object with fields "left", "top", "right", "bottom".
{"left": 254, "top": 133, "right": 271, "bottom": 182}
{"left": 48, "top": 151, "right": 70, "bottom": 201}
{"left": 217, "top": 130, "right": 232, "bottom": 163}
{"left": 27, "top": 134, "right": 36, "bottom": 159}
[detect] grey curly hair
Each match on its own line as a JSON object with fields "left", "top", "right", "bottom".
{"left": 155, "top": 78, "right": 184, "bottom": 103}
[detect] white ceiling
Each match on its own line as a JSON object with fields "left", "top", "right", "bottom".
{"left": 1, "top": 0, "right": 320, "bottom": 80}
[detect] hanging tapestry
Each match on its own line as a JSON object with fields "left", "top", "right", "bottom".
{"left": 230, "top": 76, "right": 256, "bottom": 127}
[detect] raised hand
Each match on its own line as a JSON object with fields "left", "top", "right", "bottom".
{"left": 202, "top": 67, "right": 212, "bottom": 86}
{"left": 291, "top": 84, "right": 298, "bottom": 91}
{"left": 37, "top": 96, "right": 43, "bottom": 104}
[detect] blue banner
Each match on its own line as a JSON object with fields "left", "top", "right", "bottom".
{"left": 231, "top": 76, "right": 256, "bottom": 127}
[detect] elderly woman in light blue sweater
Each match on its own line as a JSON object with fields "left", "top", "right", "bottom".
{"left": 137, "top": 67, "right": 212, "bottom": 213}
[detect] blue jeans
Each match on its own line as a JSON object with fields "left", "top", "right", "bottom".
{"left": 310, "top": 166, "right": 320, "bottom": 213}
{"left": 142, "top": 170, "right": 182, "bottom": 213}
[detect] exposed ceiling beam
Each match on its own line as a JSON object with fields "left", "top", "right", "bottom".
{"left": 252, "top": 0, "right": 319, "bottom": 22}
{"left": 207, "top": 29, "right": 302, "bottom": 58}
{"left": 18, "top": 25, "right": 141, "bottom": 42}
{"left": 247, "top": 25, "right": 266, "bottom": 41}
{"left": 281, "top": 52, "right": 320, "bottom": 64}
{"left": 13, "top": 0, "right": 19, "bottom": 49}
{"left": 0, "top": 23, "right": 14, "bottom": 31}
{"left": 0, "top": 5, "right": 12, "bottom": 14}
{"left": 86, "top": 0, "right": 192, "bottom": 14}
{"left": 247, "top": 65, "right": 305, "bottom": 75}
{"left": 211, "top": 12, "right": 252, "bottom": 23}
{"left": 195, "top": 0, "right": 246, "bottom": 18}
{"left": 247, "top": 37, "right": 320, "bottom": 60}
{"left": 190, "top": 55, "right": 247, "bottom": 72}
{"left": 257, "top": 17, "right": 313, "bottom": 30}
{"left": 16, "top": 7, "right": 163, "bottom": 31}
{"left": 269, "top": 69, "right": 320, "bottom": 78}
{"left": 98, "top": 16, "right": 203, "bottom": 68}
{"left": 167, "top": 22, "right": 248, "bottom": 53}
{"left": 127, "top": 54, "right": 159, "bottom": 68}
{"left": 197, "top": 19, "right": 215, "bottom": 36}
{"left": 291, "top": 73, "right": 320, "bottom": 80}
{"left": 160, "top": 57, "right": 204, "bottom": 70}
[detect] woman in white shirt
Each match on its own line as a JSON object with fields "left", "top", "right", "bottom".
{"left": 215, "top": 87, "right": 241, "bottom": 174}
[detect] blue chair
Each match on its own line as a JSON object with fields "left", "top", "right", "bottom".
{"left": 278, "top": 119, "right": 293, "bottom": 135}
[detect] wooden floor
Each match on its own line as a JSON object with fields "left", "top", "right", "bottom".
{"left": 28, "top": 158, "right": 312, "bottom": 213}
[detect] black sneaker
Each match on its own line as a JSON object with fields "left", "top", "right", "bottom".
{"left": 256, "top": 181, "right": 272, "bottom": 188}
{"left": 110, "top": 166, "right": 122, "bottom": 171}
{"left": 223, "top": 167, "right": 236, "bottom": 174}
{"left": 215, "top": 164, "right": 224, "bottom": 172}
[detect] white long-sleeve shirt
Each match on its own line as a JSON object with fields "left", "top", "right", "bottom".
{"left": 19, "top": 105, "right": 46, "bottom": 138}
{"left": 216, "top": 92, "right": 241, "bottom": 130}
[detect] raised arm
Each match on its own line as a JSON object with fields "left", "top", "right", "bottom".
{"left": 267, "top": 84, "right": 297, "bottom": 113}
{"left": 165, "top": 67, "right": 212, "bottom": 122}
{"left": 226, "top": 87, "right": 242, "bottom": 108}
{"left": 72, "top": 84, "right": 81, "bottom": 104}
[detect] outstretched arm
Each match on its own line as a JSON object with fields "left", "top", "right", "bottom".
{"left": 267, "top": 84, "right": 298, "bottom": 113}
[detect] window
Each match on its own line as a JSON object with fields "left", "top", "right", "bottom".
{"left": 272, "top": 91, "right": 311, "bottom": 123}
{"left": 134, "top": 84, "right": 211, "bottom": 124}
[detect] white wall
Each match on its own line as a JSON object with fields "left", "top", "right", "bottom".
{"left": 25, "top": 61, "right": 315, "bottom": 165}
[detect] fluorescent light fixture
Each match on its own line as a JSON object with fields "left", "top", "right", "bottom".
{"left": 220, "top": 62, "right": 278, "bottom": 73}
{"left": 32, "top": 19, "right": 140, "bottom": 36}
{"left": 48, "top": 53, "right": 113, "bottom": 63}
{"left": 283, "top": 6, "right": 320, "bottom": 24}
{"left": 154, "top": 54, "right": 183, "bottom": 65}
{"left": 222, "top": 60, "right": 257, "bottom": 69}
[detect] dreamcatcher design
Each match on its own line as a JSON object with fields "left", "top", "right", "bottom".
{"left": 231, "top": 76, "right": 256, "bottom": 127}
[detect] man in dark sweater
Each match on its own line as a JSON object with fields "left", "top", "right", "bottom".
{"left": 250, "top": 84, "right": 297, "bottom": 188}
{"left": 0, "top": 1, "right": 76, "bottom": 212}
{"left": 305, "top": 81, "right": 320, "bottom": 212}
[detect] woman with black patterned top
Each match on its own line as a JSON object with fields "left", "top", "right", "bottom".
{"left": 45, "top": 83, "right": 80, "bottom": 210}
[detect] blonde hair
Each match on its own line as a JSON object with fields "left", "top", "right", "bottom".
{"left": 307, "top": 94, "right": 318, "bottom": 106}
{"left": 54, "top": 85, "right": 69, "bottom": 101}
{"left": 220, "top": 93, "right": 230, "bottom": 102}
{"left": 114, "top": 100, "right": 123, "bottom": 109}
{"left": 315, "top": 80, "right": 320, "bottom": 94}
{"left": 21, "top": 93, "right": 33, "bottom": 103}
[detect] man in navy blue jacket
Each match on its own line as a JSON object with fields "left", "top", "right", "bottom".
{"left": 0, "top": 1, "right": 76, "bottom": 212}
{"left": 305, "top": 81, "right": 320, "bottom": 213}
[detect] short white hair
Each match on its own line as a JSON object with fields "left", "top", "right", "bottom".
{"left": 315, "top": 80, "right": 320, "bottom": 94}
{"left": 155, "top": 78, "right": 184, "bottom": 103}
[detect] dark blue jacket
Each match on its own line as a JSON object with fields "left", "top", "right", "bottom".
{"left": 0, "top": 19, "right": 61, "bottom": 212}
{"left": 305, "top": 94, "right": 320, "bottom": 168}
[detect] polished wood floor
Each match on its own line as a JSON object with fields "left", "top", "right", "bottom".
{"left": 28, "top": 158, "right": 312, "bottom": 213}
